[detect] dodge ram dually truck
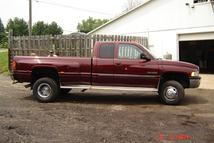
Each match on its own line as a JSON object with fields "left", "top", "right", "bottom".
{"left": 10, "top": 42, "right": 201, "bottom": 105}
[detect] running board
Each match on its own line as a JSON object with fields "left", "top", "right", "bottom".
{"left": 60, "top": 85, "right": 158, "bottom": 92}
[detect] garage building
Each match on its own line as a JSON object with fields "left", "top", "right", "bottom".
{"left": 89, "top": 0, "right": 214, "bottom": 73}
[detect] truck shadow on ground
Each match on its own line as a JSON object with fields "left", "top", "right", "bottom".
{"left": 26, "top": 91, "right": 208, "bottom": 105}
{"left": 58, "top": 93, "right": 162, "bottom": 105}
{"left": 24, "top": 90, "right": 208, "bottom": 106}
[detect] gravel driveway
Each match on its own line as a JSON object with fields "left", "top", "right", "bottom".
{"left": 0, "top": 74, "right": 214, "bottom": 143}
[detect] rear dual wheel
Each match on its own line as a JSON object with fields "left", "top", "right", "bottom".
{"left": 33, "top": 77, "right": 59, "bottom": 102}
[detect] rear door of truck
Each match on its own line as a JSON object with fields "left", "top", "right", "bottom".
{"left": 92, "top": 42, "right": 116, "bottom": 86}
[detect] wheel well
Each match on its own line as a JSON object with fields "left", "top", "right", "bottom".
{"left": 31, "top": 67, "right": 59, "bottom": 86}
{"left": 159, "top": 73, "right": 189, "bottom": 89}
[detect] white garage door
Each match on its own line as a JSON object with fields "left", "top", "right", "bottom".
{"left": 179, "top": 32, "right": 214, "bottom": 41}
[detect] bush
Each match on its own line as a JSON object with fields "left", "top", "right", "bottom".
{"left": 0, "top": 42, "right": 8, "bottom": 49}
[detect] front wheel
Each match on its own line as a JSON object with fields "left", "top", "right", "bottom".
{"left": 159, "top": 80, "right": 184, "bottom": 105}
{"left": 33, "top": 77, "right": 59, "bottom": 102}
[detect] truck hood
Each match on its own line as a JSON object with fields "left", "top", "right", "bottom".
{"left": 159, "top": 60, "right": 199, "bottom": 70}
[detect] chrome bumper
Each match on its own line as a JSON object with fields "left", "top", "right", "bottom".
{"left": 189, "top": 76, "right": 201, "bottom": 88}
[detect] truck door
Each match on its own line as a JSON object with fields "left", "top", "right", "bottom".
{"left": 92, "top": 43, "right": 115, "bottom": 86}
{"left": 114, "top": 43, "right": 159, "bottom": 88}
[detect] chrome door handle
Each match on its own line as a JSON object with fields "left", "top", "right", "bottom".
{"left": 116, "top": 62, "right": 122, "bottom": 66}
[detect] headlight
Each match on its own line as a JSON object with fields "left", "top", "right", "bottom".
{"left": 191, "top": 71, "right": 199, "bottom": 77}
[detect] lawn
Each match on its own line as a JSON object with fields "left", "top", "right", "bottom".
{"left": 0, "top": 51, "right": 9, "bottom": 74}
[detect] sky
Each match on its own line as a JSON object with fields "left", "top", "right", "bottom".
{"left": 0, "top": 0, "right": 128, "bottom": 34}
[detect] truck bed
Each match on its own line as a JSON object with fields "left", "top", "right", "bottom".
{"left": 13, "top": 56, "right": 92, "bottom": 85}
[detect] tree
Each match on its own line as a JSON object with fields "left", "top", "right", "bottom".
{"left": 0, "top": 18, "right": 4, "bottom": 34}
{"left": 6, "top": 17, "right": 28, "bottom": 36}
{"left": 125, "top": 0, "right": 143, "bottom": 10}
{"left": 32, "top": 21, "right": 63, "bottom": 36}
{"left": 0, "top": 18, "right": 5, "bottom": 42}
{"left": 77, "top": 17, "right": 109, "bottom": 33}
{"left": 0, "top": 18, "right": 7, "bottom": 48}
{"left": 45, "top": 22, "right": 63, "bottom": 36}
{"left": 32, "top": 21, "right": 48, "bottom": 35}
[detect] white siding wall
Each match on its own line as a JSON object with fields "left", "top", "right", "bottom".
{"left": 92, "top": 0, "right": 214, "bottom": 60}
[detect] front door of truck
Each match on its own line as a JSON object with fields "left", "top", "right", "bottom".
{"left": 114, "top": 43, "right": 159, "bottom": 88}
{"left": 92, "top": 43, "right": 115, "bottom": 86}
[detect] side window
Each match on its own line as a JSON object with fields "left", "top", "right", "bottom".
{"left": 118, "top": 44, "right": 142, "bottom": 59}
{"left": 99, "top": 44, "right": 114, "bottom": 59}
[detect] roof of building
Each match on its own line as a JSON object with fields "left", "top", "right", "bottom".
{"left": 88, "top": 0, "right": 152, "bottom": 35}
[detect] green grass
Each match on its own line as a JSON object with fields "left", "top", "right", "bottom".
{"left": 0, "top": 51, "right": 9, "bottom": 74}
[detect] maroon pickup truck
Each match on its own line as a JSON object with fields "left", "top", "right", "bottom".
{"left": 10, "top": 42, "right": 201, "bottom": 105}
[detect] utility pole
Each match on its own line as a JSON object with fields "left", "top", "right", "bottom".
{"left": 28, "top": 0, "right": 32, "bottom": 52}
{"left": 29, "top": 0, "right": 32, "bottom": 37}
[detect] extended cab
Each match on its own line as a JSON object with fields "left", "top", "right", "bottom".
{"left": 10, "top": 42, "right": 201, "bottom": 105}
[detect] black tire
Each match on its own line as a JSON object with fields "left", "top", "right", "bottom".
{"left": 60, "top": 89, "right": 71, "bottom": 95}
{"left": 33, "top": 77, "right": 59, "bottom": 102}
{"left": 159, "top": 80, "right": 184, "bottom": 105}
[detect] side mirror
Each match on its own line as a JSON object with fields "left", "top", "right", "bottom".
{"left": 140, "top": 53, "right": 151, "bottom": 61}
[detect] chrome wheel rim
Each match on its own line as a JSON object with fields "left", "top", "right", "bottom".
{"left": 37, "top": 83, "right": 51, "bottom": 98}
{"left": 165, "top": 86, "right": 178, "bottom": 101}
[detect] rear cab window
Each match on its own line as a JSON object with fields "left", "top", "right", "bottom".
{"left": 99, "top": 43, "right": 115, "bottom": 59}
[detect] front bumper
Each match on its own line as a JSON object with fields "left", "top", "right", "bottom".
{"left": 189, "top": 76, "right": 201, "bottom": 88}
